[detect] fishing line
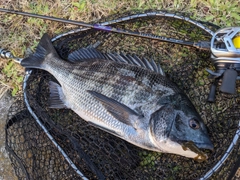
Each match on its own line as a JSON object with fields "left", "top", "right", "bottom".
{"left": 0, "top": 8, "right": 212, "bottom": 50}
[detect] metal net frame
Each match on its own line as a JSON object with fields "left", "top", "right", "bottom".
{"left": 5, "top": 10, "right": 240, "bottom": 180}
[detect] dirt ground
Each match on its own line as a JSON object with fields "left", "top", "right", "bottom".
{"left": 0, "top": 84, "right": 17, "bottom": 180}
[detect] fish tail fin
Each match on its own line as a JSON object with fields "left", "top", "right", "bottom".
{"left": 20, "top": 33, "right": 59, "bottom": 68}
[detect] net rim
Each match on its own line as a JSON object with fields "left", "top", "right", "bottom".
{"left": 18, "top": 10, "right": 240, "bottom": 180}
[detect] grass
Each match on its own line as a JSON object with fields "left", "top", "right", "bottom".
{"left": 0, "top": 0, "right": 240, "bottom": 95}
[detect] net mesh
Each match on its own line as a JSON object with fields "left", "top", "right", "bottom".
{"left": 5, "top": 11, "right": 240, "bottom": 180}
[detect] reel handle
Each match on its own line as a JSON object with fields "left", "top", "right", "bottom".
{"left": 220, "top": 69, "right": 238, "bottom": 94}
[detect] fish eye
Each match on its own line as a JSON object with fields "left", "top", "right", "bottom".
{"left": 189, "top": 119, "right": 200, "bottom": 129}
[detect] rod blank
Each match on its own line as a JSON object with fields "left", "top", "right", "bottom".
{"left": 0, "top": 8, "right": 209, "bottom": 49}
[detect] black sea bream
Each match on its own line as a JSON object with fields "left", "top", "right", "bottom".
{"left": 21, "top": 34, "right": 213, "bottom": 160}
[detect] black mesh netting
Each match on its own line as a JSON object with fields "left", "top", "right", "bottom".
{"left": 5, "top": 11, "right": 240, "bottom": 180}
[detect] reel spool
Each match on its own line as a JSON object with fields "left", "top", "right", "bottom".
{"left": 207, "top": 27, "right": 240, "bottom": 101}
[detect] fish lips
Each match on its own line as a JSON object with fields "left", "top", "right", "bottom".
{"left": 170, "top": 135, "right": 214, "bottom": 152}
{"left": 194, "top": 139, "right": 214, "bottom": 151}
{"left": 193, "top": 132, "right": 214, "bottom": 151}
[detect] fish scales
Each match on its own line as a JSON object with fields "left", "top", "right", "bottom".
{"left": 20, "top": 34, "right": 214, "bottom": 160}
{"left": 47, "top": 59, "right": 160, "bottom": 120}
{"left": 45, "top": 57, "right": 180, "bottom": 148}
{"left": 46, "top": 58, "right": 174, "bottom": 107}
{"left": 45, "top": 60, "right": 147, "bottom": 136}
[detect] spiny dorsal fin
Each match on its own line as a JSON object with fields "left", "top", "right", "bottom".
{"left": 68, "top": 48, "right": 107, "bottom": 62}
{"left": 67, "top": 48, "right": 165, "bottom": 76}
{"left": 108, "top": 53, "right": 165, "bottom": 76}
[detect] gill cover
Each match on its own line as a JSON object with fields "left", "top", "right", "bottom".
{"left": 149, "top": 94, "right": 213, "bottom": 154}
{"left": 150, "top": 105, "right": 175, "bottom": 145}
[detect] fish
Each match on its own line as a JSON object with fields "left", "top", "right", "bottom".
{"left": 21, "top": 33, "right": 213, "bottom": 161}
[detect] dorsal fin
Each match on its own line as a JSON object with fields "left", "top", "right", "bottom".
{"left": 67, "top": 48, "right": 165, "bottom": 76}
{"left": 108, "top": 53, "right": 165, "bottom": 76}
{"left": 68, "top": 48, "right": 107, "bottom": 62}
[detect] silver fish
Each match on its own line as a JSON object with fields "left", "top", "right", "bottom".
{"left": 21, "top": 34, "right": 213, "bottom": 160}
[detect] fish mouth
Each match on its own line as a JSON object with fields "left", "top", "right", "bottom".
{"left": 181, "top": 141, "right": 207, "bottom": 161}
{"left": 168, "top": 133, "right": 214, "bottom": 161}
{"left": 172, "top": 134, "right": 214, "bottom": 152}
{"left": 194, "top": 133, "right": 214, "bottom": 151}
{"left": 177, "top": 132, "right": 214, "bottom": 152}
{"left": 181, "top": 141, "right": 213, "bottom": 162}
{"left": 181, "top": 141, "right": 214, "bottom": 152}
{"left": 194, "top": 142, "right": 214, "bottom": 151}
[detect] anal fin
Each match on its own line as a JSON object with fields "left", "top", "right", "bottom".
{"left": 48, "top": 81, "right": 69, "bottom": 109}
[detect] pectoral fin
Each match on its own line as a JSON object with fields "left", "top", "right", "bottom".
{"left": 88, "top": 90, "right": 142, "bottom": 129}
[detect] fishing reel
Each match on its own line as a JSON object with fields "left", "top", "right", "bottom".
{"left": 207, "top": 27, "right": 240, "bottom": 102}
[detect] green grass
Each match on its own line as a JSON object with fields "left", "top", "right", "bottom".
{"left": 0, "top": 0, "right": 240, "bottom": 95}
{"left": 1, "top": 61, "right": 23, "bottom": 96}
{"left": 139, "top": 150, "right": 159, "bottom": 169}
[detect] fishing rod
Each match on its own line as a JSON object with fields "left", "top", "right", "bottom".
{"left": 1, "top": 8, "right": 240, "bottom": 102}
{"left": 0, "top": 8, "right": 211, "bottom": 50}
